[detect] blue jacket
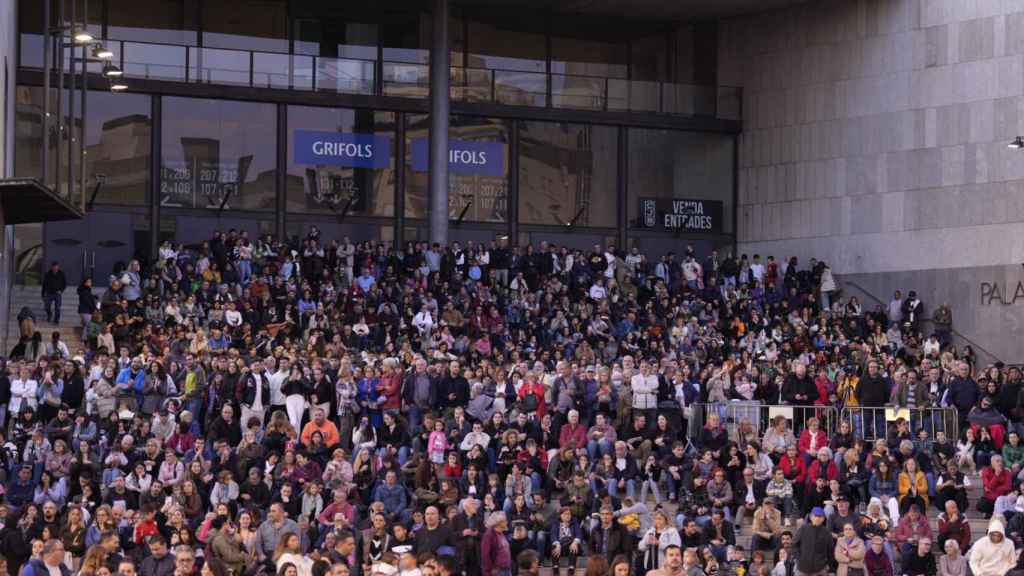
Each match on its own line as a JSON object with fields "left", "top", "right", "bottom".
{"left": 116, "top": 367, "right": 146, "bottom": 394}
{"left": 372, "top": 482, "right": 407, "bottom": 516}
{"left": 6, "top": 477, "right": 37, "bottom": 508}
{"left": 23, "top": 560, "right": 71, "bottom": 576}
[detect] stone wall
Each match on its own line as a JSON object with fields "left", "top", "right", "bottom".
{"left": 720, "top": 0, "right": 1024, "bottom": 361}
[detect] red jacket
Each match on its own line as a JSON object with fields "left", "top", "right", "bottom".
{"left": 982, "top": 465, "right": 1012, "bottom": 501}
{"left": 798, "top": 429, "right": 829, "bottom": 455}
{"left": 559, "top": 422, "right": 587, "bottom": 450}
{"left": 779, "top": 454, "right": 806, "bottom": 484}
{"left": 805, "top": 459, "right": 839, "bottom": 487}
{"left": 518, "top": 382, "right": 547, "bottom": 419}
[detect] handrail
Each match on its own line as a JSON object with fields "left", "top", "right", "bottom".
{"left": 20, "top": 33, "right": 741, "bottom": 119}
{"left": 841, "top": 279, "right": 1004, "bottom": 366}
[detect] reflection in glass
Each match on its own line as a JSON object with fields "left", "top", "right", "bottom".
{"left": 161, "top": 97, "right": 276, "bottom": 211}
{"left": 404, "top": 115, "right": 508, "bottom": 223}
{"left": 190, "top": 47, "right": 250, "bottom": 86}
{"left": 518, "top": 121, "right": 617, "bottom": 228}
{"left": 123, "top": 42, "right": 188, "bottom": 82}
{"left": 627, "top": 129, "right": 734, "bottom": 233}
{"left": 14, "top": 86, "right": 83, "bottom": 207}
{"left": 84, "top": 91, "right": 152, "bottom": 205}
{"left": 286, "top": 106, "right": 396, "bottom": 217}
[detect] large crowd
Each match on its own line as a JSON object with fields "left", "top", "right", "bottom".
{"left": 2, "top": 227, "right": 1023, "bottom": 576}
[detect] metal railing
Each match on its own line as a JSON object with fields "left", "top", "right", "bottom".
{"left": 691, "top": 402, "right": 840, "bottom": 443}
{"left": 841, "top": 279, "right": 1004, "bottom": 367}
{"left": 838, "top": 405, "right": 959, "bottom": 444}
{"left": 686, "top": 401, "right": 958, "bottom": 447}
{"left": 20, "top": 34, "right": 742, "bottom": 119}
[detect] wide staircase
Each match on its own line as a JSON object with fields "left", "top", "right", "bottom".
{"left": 6, "top": 285, "right": 88, "bottom": 356}
{"left": 727, "top": 471, "right": 994, "bottom": 557}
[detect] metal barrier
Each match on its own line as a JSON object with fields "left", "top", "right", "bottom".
{"left": 838, "top": 406, "right": 959, "bottom": 444}
{"left": 696, "top": 402, "right": 840, "bottom": 444}
{"left": 684, "top": 402, "right": 957, "bottom": 452}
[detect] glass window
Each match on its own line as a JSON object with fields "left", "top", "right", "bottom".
{"left": 14, "top": 86, "right": 82, "bottom": 205}
{"left": 108, "top": 0, "right": 198, "bottom": 46}
{"left": 466, "top": 20, "right": 546, "bottom": 72}
{"left": 518, "top": 121, "right": 617, "bottom": 228}
{"left": 14, "top": 86, "right": 57, "bottom": 188}
{"left": 160, "top": 97, "right": 276, "bottom": 211}
{"left": 287, "top": 105, "right": 396, "bottom": 217}
{"left": 550, "top": 36, "right": 627, "bottom": 79}
{"left": 85, "top": 91, "right": 152, "bottom": 205}
{"left": 627, "top": 128, "right": 734, "bottom": 234}
{"left": 294, "top": 18, "right": 378, "bottom": 60}
{"left": 202, "top": 0, "right": 289, "bottom": 53}
{"left": 382, "top": 12, "right": 431, "bottom": 97}
{"left": 631, "top": 33, "right": 668, "bottom": 82}
{"left": 404, "top": 115, "right": 509, "bottom": 223}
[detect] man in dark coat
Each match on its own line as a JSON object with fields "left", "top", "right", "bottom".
{"left": 589, "top": 506, "right": 633, "bottom": 562}
{"left": 41, "top": 261, "right": 67, "bottom": 325}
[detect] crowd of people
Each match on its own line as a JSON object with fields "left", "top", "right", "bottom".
{"left": 1, "top": 227, "right": 1023, "bottom": 576}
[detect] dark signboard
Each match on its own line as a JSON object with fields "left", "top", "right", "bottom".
{"left": 636, "top": 198, "right": 724, "bottom": 234}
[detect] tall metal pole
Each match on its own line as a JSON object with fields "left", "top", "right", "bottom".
{"left": 81, "top": 0, "right": 89, "bottom": 211}
{"left": 42, "top": 0, "right": 51, "bottom": 185}
{"left": 68, "top": 0, "right": 77, "bottom": 206}
{"left": 55, "top": 0, "right": 64, "bottom": 195}
{"left": 428, "top": 0, "right": 450, "bottom": 246}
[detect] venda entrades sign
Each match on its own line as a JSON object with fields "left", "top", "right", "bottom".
{"left": 294, "top": 130, "right": 392, "bottom": 168}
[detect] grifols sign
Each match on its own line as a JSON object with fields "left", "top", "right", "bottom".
{"left": 636, "top": 198, "right": 724, "bottom": 234}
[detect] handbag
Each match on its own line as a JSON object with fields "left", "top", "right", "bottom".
{"left": 519, "top": 392, "right": 539, "bottom": 413}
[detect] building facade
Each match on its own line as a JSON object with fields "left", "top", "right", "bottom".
{"left": 9, "top": 0, "right": 740, "bottom": 290}
{"left": 722, "top": 0, "right": 1024, "bottom": 364}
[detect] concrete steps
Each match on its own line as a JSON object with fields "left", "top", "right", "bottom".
{"left": 6, "top": 285, "right": 88, "bottom": 356}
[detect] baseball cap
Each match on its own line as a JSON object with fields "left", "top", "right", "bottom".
{"left": 811, "top": 507, "right": 826, "bottom": 517}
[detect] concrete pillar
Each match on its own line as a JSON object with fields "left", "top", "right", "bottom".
{"left": 428, "top": 0, "right": 450, "bottom": 246}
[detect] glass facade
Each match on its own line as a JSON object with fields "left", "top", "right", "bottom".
{"left": 201, "top": 0, "right": 289, "bottom": 53}
{"left": 404, "top": 115, "right": 509, "bottom": 223}
{"left": 160, "top": 97, "right": 276, "bottom": 211}
{"left": 287, "top": 105, "right": 396, "bottom": 217}
{"left": 627, "top": 128, "right": 734, "bottom": 233}
{"left": 84, "top": 91, "right": 153, "bottom": 206}
{"left": 107, "top": 0, "right": 199, "bottom": 46}
{"left": 13, "top": 7, "right": 738, "bottom": 278}
{"left": 518, "top": 121, "right": 617, "bottom": 228}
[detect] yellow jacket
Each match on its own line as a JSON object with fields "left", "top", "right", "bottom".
{"left": 898, "top": 470, "right": 929, "bottom": 508}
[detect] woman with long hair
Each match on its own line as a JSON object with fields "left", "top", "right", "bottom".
{"left": 60, "top": 505, "right": 87, "bottom": 570}
{"left": 84, "top": 505, "right": 115, "bottom": 549}
{"left": 639, "top": 510, "right": 682, "bottom": 573}
{"left": 897, "top": 458, "right": 929, "bottom": 514}
{"left": 264, "top": 410, "right": 298, "bottom": 455}
{"left": 274, "top": 532, "right": 313, "bottom": 576}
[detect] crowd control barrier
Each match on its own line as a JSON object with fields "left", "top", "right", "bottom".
{"left": 683, "top": 402, "right": 956, "bottom": 451}
{"left": 689, "top": 402, "right": 839, "bottom": 444}
{"left": 838, "top": 406, "right": 959, "bottom": 444}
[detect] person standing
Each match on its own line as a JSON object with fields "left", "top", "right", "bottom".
{"left": 41, "top": 261, "right": 67, "bottom": 325}
{"left": 791, "top": 508, "right": 831, "bottom": 576}
{"left": 481, "top": 512, "right": 512, "bottom": 576}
